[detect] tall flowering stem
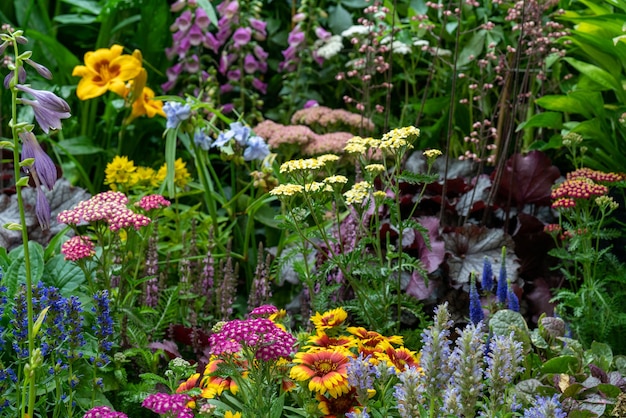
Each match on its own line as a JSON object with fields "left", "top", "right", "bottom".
{"left": 1, "top": 26, "right": 63, "bottom": 417}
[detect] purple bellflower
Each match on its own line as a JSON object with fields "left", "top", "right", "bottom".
{"left": 16, "top": 84, "right": 71, "bottom": 133}
{"left": 20, "top": 131, "right": 57, "bottom": 190}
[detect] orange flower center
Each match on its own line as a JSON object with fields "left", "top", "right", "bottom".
{"left": 93, "top": 60, "right": 121, "bottom": 84}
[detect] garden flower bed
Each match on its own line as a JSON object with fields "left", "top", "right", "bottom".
{"left": 2, "top": 0, "right": 626, "bottom": 416}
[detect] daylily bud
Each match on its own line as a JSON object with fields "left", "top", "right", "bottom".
{"left": 16, "top": 84, "right": 71, "bottom": 133}
{"left": 24, "top": 58, "right": 52, "bottom": 80}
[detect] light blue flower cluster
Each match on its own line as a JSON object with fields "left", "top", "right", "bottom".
{"left": 213, "top": 121, "right": 270, "bottom": 162}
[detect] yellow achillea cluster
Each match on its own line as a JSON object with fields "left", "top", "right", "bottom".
{"left": 343, "top": 181, "right": 372, "bottom": 205}
{"left": 289, "top": 307, "right": 420, "bottom": 415}
{"left": 269, "top": 184, "right": 304, "bottom": 197}
{"left": 379, "top": 126, "right": 420, "bottom": 151}
{"left": 280, "top": 157, "right": 327, "bottom": 174}
{"left": 344, "top": 136, "right": 380, "bottom": 154}
{"left": 105, "top": 155, "right": 191, "bottom": 191}
{"left": 72, "top": 45, "right": 165, "bottom": 122}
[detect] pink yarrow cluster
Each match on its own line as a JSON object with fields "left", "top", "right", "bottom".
{"left": 142, "top": 393, "right": 193, "bottom": 418}
{"left": 57, "top": 191, "right": 152, "bottom": 232}
{"left": 209, "top": 317, "right": 296, "bottom": 361}
{"left": 83, "top": 405, "right": 128, "bottom": 418}
{"left": 136, "top": 194, "right": 171, "bottom": 211}
{"left": 61, "top": 235, "right": 95, "bottom": 261}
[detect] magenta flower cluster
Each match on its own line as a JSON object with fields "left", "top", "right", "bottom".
{"left": 136, "top": 194, "right": 171, "bottom": 211}
{"left": 164, "top": 0, "right": 269, "bottom": 111}
{"left": 209, "top": 316, "right": 296, "bottom": 361}
{"left": 141, "top": 393, "right": 193, "bottom": 418}
{"left": 57, "top": 191, "right": 152, "bottom": 232}
{"left": 82, "top": 405, "right": 128, "bottom": 418}
{"left": 61, "top": 235, "right": 95, "bottom": 261}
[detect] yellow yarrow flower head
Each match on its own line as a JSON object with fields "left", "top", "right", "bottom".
{"left": 344, "top": 136, "right": 381, "bottom": 154}
{"left": 324, "top": 175, "right": 349, "bottom": 185}
{"left": 156, "top": 158, "right": 191, "bottom": 188}
{"left": 280, "top": 158, "right": 326, "bottom": 174}
{"left": 344, "top": 181, "right": 372, "bottom": 205}
{"left": 304, "top": 182, "right": 332, "bottom": 193}
{"left": 365, "top": 164, "right": 385, "bottom": 174}
{"left": 317, "top": 154, "right": 340, "bottom": 164}
{"left": 269, "top": 183, "right": 304, "bottom": 197}
{"left": 105, "top": 156, "right": 137, "bottom": 188}
{"left": 379, "top": 126, "right": 419, "bottom": 152}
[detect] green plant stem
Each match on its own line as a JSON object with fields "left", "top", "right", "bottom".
{"left": 10, "top": 42, "right": 37, "bottom": 418}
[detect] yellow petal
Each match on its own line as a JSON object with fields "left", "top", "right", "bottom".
{"left": 76, "top": 77, "right": 108, "bottom": 100}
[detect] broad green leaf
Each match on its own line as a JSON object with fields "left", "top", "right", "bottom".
{"left": 540, "top": 355, "right": 579, "bottom": 374}
{"left": 589, "top": 341, "right": 613, "bottom": 371}
{"left": 41, "top": 254, "right": 87, "bottom": 295}
{"left": 5, "top": 241, "right": 45, "bottom": 296}
{"left": 489, "top": 309, "right": 529, "bottom": 337}
{"left": 517, "top": 111, "right": 563, "bottom": 131}
{"left": 457, "top": 30, "right": 485, "bottom": 68}
{"left": 564, "top": 57, "right": 625, "bottom": 101}
{"left": 61, "top": 0, "right": 101, "bottom": 14}
{"left": 328, "top": 4, "right": 352, "bottom": 33}
{"left": 536, "top": 95, "right": 592, "bottom": 118}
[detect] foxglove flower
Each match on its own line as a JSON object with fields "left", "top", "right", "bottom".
{"left": 16, "top": 84, "right": 71, "bottom": 133}
{"left": 20, "top": 131, "right": 57, "bottom": 190}
{"left": 163, "top": 101, "right": 191, "bottom": 129}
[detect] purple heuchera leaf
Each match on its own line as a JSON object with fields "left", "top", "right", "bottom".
{"left": 493, "top": 150, "right": 560, "bottom": 207}
{"left": 443, "top": 225, "right": 519, "bottom": 288}
{"left": 405, "top": 216, "right": 445, "bottom": 300}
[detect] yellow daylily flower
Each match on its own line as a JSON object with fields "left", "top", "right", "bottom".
{"left": 72, "top": 44, "right": 142, "bottom": 100}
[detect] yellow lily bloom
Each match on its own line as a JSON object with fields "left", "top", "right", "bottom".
{"left": 72, "top": 44, "right": 142, "bottom": 100}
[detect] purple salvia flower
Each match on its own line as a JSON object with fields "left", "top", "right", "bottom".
{"left": 24, "top": 58, "right": 52, "bottom": 79}
{"left": 469, "top": 273, "right": 484, "bottom": 325}
{"left": 144, "top": 226, "right": 159, "bottom": 307}
{"left": 481, "top": 256, "right": 494, "bottom": 292}
{"left": 16, "top": 84, "right": 71, "bottom": 133}
{"left": 496, "top": 247, "right": 508, "bottom": 304}
{"left": 19, "top": 131, "right": 57, "bottom": 190}
{"left": 523, "top": 394, "right": 567, "bottom": 418}
{"left": 216, "top": 255, "right": 237, "bottom": 320}
{"left": 394, "top": 366, "right": 423, "bottom": 418}
{"left": 444, "top": 322, "right": 487, "bottom": 417}
{"left": 507, "top": 282, "right": 520, "bottom": 312}
{"left": 485, "top": 333, "right": 525, "bottom": 405}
